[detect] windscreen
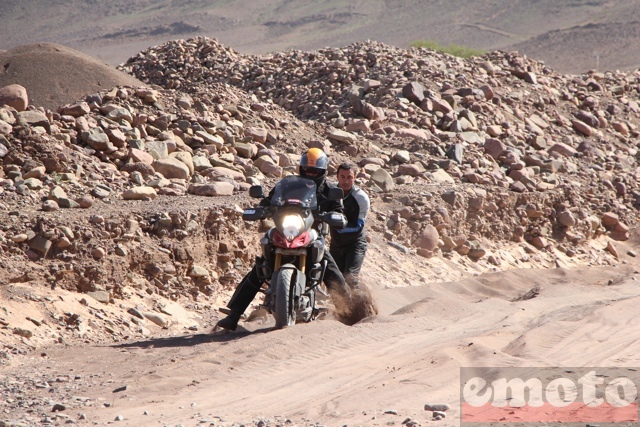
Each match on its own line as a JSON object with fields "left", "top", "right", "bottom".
{"left": 270, "top": 176, "right": 318, "bottom": 209}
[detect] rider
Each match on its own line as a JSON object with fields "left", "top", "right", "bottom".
{"left": 330, "top": 162, "right": 370, "bottom": 289}
{"left": 216, "top": 148, "right": 352, "bottom": 331}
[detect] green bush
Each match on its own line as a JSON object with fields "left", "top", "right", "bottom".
{"left": 410, "top": 40, "right": 485, "bottom": 58}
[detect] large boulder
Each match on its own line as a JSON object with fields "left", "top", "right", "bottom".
{"left": 0, "top": 84, "right": 28, "bottom": 111}
{"left": 153, "top": 157, "right": 190, "bottom": 180}
{"left": 414, "top": 225, "right": 439, "bottom": 251}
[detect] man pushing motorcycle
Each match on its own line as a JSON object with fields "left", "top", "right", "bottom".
{"left": 216, "top": 147, "right": 355, "bottom": 331}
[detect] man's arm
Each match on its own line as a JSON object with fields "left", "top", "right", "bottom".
{"left": 336, "top": 188, "right": 370, "bottom": 234}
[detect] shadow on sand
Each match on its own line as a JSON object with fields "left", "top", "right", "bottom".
{"left": 112, "top": 325, "right": 272, "bottom": 349}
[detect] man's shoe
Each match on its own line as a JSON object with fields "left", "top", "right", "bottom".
{"left": 216, "top": 313, "right": 241, "bottom": 331}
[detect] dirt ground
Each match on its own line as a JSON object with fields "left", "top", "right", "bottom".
{"left": 1, "top": 227, "right": 639, "bottom": 426}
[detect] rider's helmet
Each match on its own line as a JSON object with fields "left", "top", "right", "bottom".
{"left": 299, "top": 147, "right": 329, "bottom": 186}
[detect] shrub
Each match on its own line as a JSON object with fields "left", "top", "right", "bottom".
{"left": 410, "top": 40, "right": 485, "bottom": 58}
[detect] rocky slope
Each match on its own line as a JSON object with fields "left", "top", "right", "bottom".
{"left": 0, "top": 37, "right": 639, "bottom": 356}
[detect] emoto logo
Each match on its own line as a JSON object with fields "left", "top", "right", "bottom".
{"left": 460, "top": 367, "right": 639, "bottom": 425}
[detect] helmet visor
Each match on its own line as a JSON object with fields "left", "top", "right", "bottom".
{"left": 300, "top": 166, "right": 323, "bottom": 176}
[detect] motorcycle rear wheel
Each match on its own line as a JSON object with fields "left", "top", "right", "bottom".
{"left": 274, "top": 267, "right": 296, "bottom": 328}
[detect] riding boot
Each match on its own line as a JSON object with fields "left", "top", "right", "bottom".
{"left": 217, "top": 267, "right": 263, "bottom": 331}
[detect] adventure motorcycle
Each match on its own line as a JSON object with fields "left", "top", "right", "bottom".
{"left": 241, "top": 176, "right": 347, "bottom": 328}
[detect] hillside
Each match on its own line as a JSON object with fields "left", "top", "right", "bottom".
{"left": 2, "top": 0, "right": 640, "bottom": 73}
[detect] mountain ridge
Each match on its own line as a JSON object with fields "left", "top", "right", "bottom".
{"left": 1, "top": 0, "right": 640, "bottom": 73}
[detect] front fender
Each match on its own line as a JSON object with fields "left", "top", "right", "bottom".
{"left": 278, "top": 263, "right": 306, "bottom": 297}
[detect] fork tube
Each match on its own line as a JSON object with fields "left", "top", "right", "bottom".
{"left": 274, "top": 253, "right": 282, "bottom": 271}
{"left": 299, "top": 253, "right": 307, "bottom": 274}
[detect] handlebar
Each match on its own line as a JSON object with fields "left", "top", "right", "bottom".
{"left": 242, "top": 207, "right": 346, "bottom": 229}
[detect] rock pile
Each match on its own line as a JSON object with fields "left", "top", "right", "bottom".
{"left": 120, "top": 37, "right": 640, "bottom": 250}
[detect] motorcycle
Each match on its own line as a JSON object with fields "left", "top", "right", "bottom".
{"left": 241, "top": 176, "right": 348, "bottom": 328}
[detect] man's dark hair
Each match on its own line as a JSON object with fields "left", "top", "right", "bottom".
{"left": 337, "top": 162, "right": 357, "bottom": 175}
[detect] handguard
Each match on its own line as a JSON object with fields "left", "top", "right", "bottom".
{"left": 320, "top": 211, "right": 347, "bottom": 228}
{"left": 242, "top": 207, "right": 267, "bottom": 221}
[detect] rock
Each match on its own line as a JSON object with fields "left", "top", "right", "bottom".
{"left": 123, "top": 187, "right": 157, "bottom": 200}
{"left": 41, "top": 200, "right": 59, "bottom": 211}
{"left": 510, "top": 181, "right": 527, "bottom": 192}
{"left": 189, "top": 266, "right": 209, "bottom": 277}
{"left": 121, "top": 162, "right": 155, "bottom": 179}
{"left": 129, "top": 148, "right": 154, "bottom": 165}
{"left": 424, "top": 403, "right": 450, "bottom": 412}
{"left": 29, "top": 235, "right": 52, "bottom": 257}
{"left": 52, "top": 403, "right": 66, "bottom": 412}
{"left": 171, "top": 151, "right": 194, "bottom": 175}
{"left": 394, "top": 128, "right": 429, "bottom": 140}
{"left": 48, "top": 185, "right": 68, "bottom": 202}
{"left": 188, "top": 182, "right": 234, "bottom": 196}
{"left": 612, "top": 121, "right": 629, "bottom": 135}
{"left": 235, "top": 142, "right": 258, "bottom": 158}
{"left": 0, "top": 84, "right": 29, "bottom": 111}
{"left": 606, "top": 241, "right": 619, "bottom": 259}
{"left": 393, "top": 150, "right": 411, "bottom": 164}
{"left": 414, "top": 225, "right": 439, "bottom": 251}
{"left": 572, "top": 119, "right": 592, "bottom": 137}
{"left": 397, "top": 164, "right": 423, "bottom": 177}
{"left": 59, "top": 102, "right": 90, "bottom": 117}
{"left": 402, "top": 82, "right": 425, "bottom": 104}
{"left": 13, "top": 327, "right": 33, "bottom": 338}
{"left": 57, "top": 237, "right": 72, "bottom": 248}
{"left": 23, "top": 166, "right": 47, "bottom": 179}
{"left": 92, "top": 247, "right": 106, "bottom": 259}
{"left": 371, "top": 168, "right": 395, "bottom": 192}
{"left": 17, "top": 110, "right": 49, "bottom": 130}
{"left": 601, "top": 212, "right": 619, "bottom": 228}
{"left": 441, "top": 191, "right": 457, "bottom": 206}
{"left": 557, "top": 210, "right": 576, "bottom": 227}
{"left": 77, "top": 195, "right": 94, "bottom": 208}
{"left": 153, "top": 157, "right": 190, "bottom": 180}
{"left": 193, "top": 155, "right": 213, "bottom": 171}
{"left": 346, "top": 119, "right": 371, "bottom": 133}
{"left": 87, "top": 291, "right": 110, "bottom": 303}
{"left": 328, "top": 129, "right": 357, "bottom": 144}
{"left": 0, "top": 119, "right": 12, "bottom": 135}
{"left": 530, "top": 236, "right": 548, "bottom": 249}
{"left": 446, "top": 144, "right": 464, "bottom": 164}
{"left": 143, "top": 312, "right": 169, "bottom": 328}
{"left": 468, "top": 247, "right": 486, "bottom": 259}
{"left": 483, "top": 138, "right": 506, "bottom": 159}
{"left": 430, "top": 169, "right": 455, "bottom": 184}
{"left": 432, "top": 411, "right": 447, "bottom": 420}
{"left": 85, "top": 127, "right": 115, "bottom": 152}
{"left": 548, "top": 143, "right": 577, "bottom": 157}
{"left": 11, "top": 234, "right": 29, "bottom": 243}
{"left": 245, "top": 127, "right": 268, "bottom": 143}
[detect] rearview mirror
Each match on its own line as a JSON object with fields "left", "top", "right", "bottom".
{"left": 249, "top": 185, "right": 265, "bottom": 199}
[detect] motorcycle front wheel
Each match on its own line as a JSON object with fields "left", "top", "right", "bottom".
{"left": 274, "top": 266, "right": 297, "bottom": 328}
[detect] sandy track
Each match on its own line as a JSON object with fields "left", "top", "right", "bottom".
{"left": 3, "top": 264, "right": 639, "bottom": 426}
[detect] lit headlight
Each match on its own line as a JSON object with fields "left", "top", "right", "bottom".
{"left": 281, "top": 214, "right": 305, "bottom": 241}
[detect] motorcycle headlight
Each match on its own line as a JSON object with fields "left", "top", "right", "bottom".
{"left": 281, "top": 214, "right": 305, "bottom": 241}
